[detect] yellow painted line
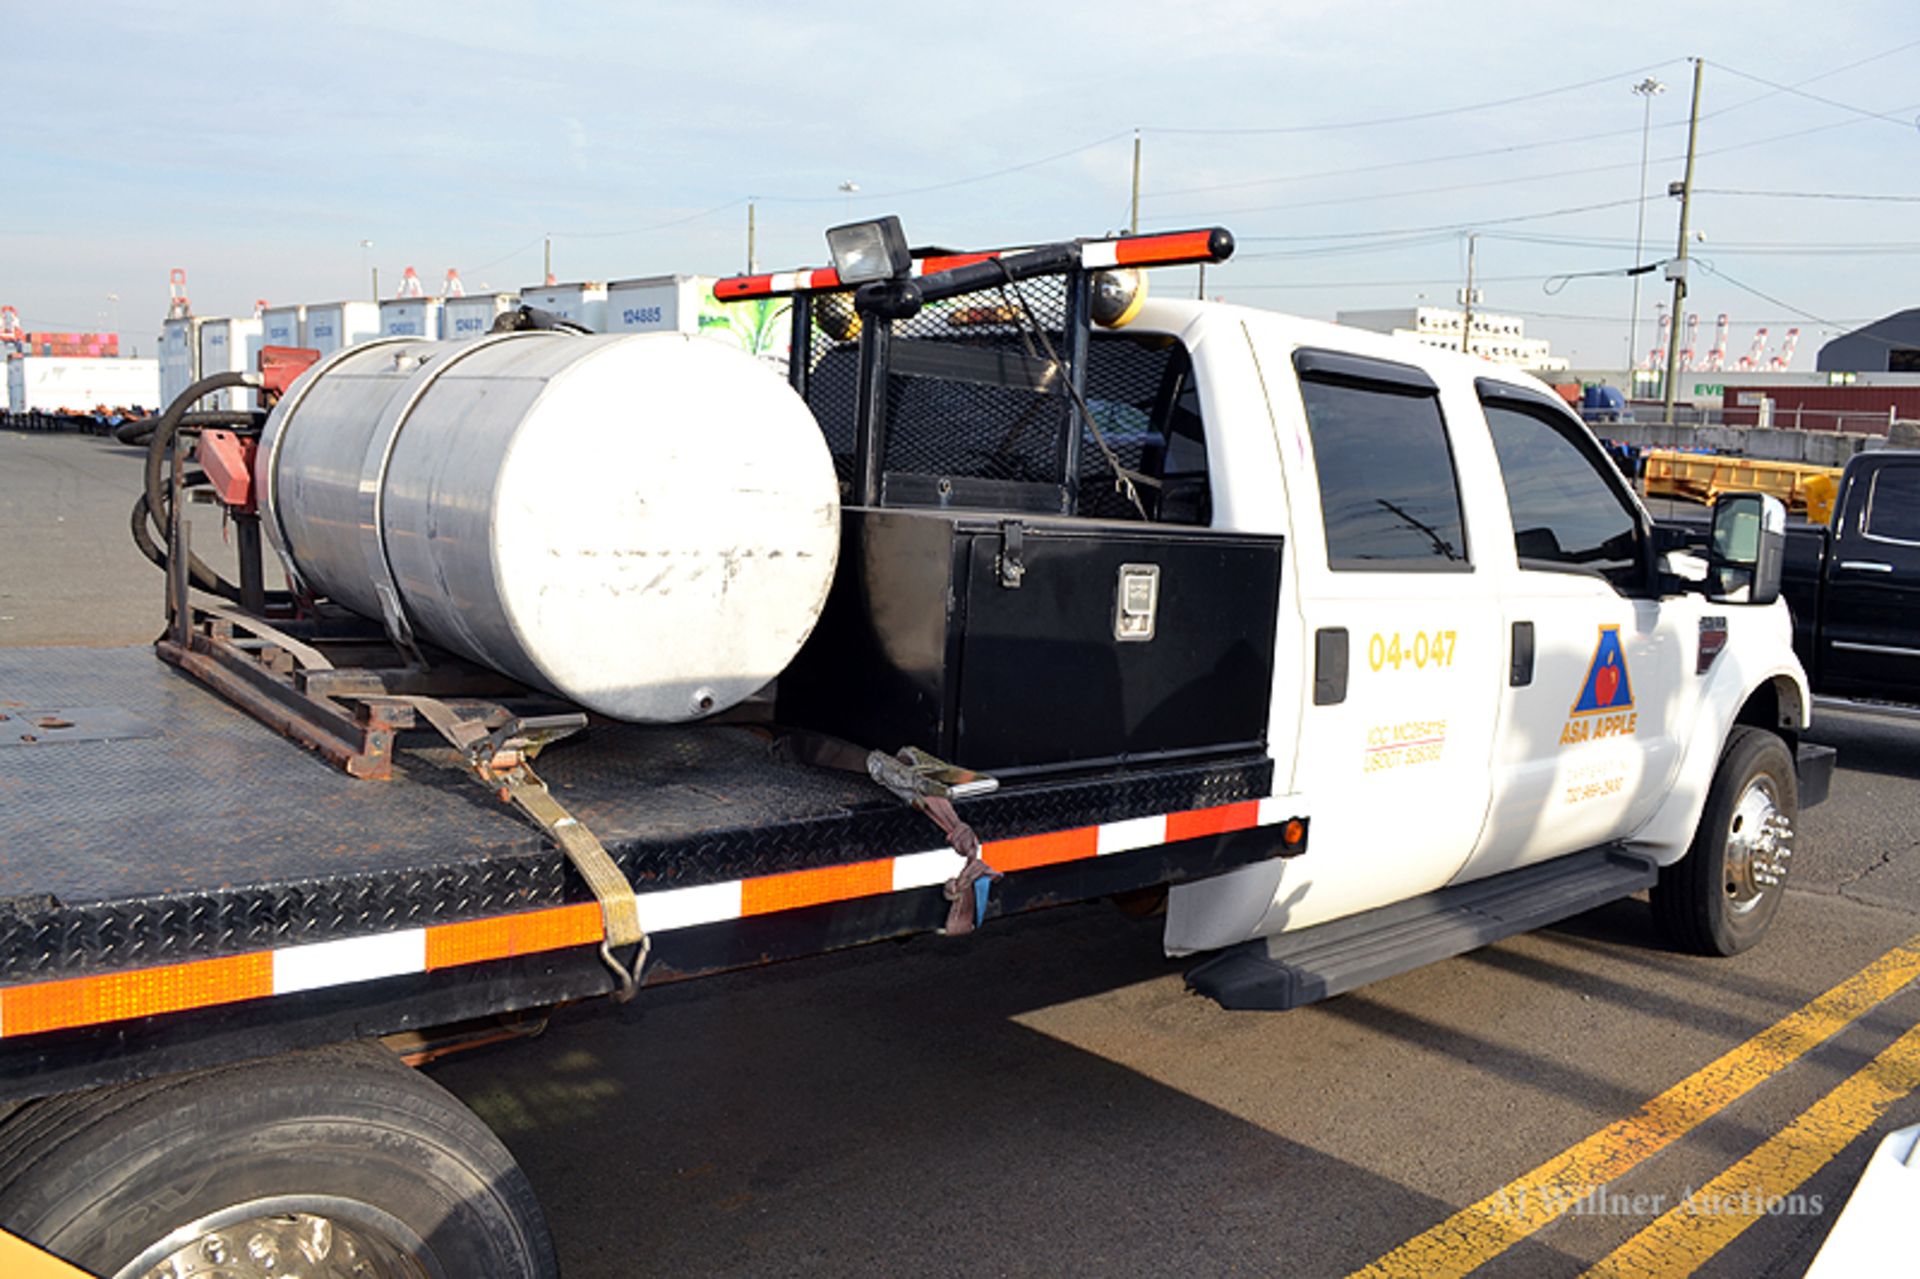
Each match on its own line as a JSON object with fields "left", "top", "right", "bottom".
{"left": 1584, "top": 1016, "right": 1920, "bottom": 1278}
{"left": 0, "top": 1230, "right": 96, "bottom": 1278}
{"left": 1349, "top": 935, "right": 1920, "bottom": 1279}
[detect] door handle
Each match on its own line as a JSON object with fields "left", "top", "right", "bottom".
{"left": 1838, "top": 560, "right": 1894, "bottom": 573}
{"left": 1314, "top": 627, "right": 1348, "bottom": 706}
{"left": 1510, "top": 621, "right": 1535, "bottom": 687}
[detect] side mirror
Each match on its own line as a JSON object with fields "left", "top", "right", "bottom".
{"left": 1708, "top": 492, "right": 1786, "bottom": 606}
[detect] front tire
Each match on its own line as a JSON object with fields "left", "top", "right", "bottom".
{"left": 0, "top": 1041, "right": 557, "bottom": 1279}
{"left": 1651, "top": 725, "right": 1797, "bottom": 956}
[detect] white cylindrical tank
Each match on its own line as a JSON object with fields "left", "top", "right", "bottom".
{"left": 256, "top": 331, "right": 841, "bottom": 722}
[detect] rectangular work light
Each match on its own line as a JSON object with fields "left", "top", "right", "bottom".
{"left": 825, "top": 216, "right": 912, "bottom": 284}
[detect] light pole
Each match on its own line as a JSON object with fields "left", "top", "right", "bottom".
{"left": 1628, "top": 77, "right": 1666, "bottom": 377}
{"left": 359, "top": 239, "right": 375, "bottom": 301}
{"left": 105, "top": 293, "right": 120, "bottom": 340}
{"left": 838, "top": 179, "right": 859, "bottom": 218}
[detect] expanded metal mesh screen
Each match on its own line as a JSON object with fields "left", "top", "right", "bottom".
{"left": 801, "top": 274, "right": 1188, "bottom": 518}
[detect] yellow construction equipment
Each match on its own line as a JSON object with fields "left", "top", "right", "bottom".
{"left": 1641, "top": 450, "right": 1843, "bottom": 524}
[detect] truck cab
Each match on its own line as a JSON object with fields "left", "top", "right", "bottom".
{"left": 1780, "top": 449, "right": 1920, "bottom": 705}
{"left": 732, "top": 225, "right": 1821, "bottom": 967}
{"left": 1118, "top": 299, "right": 1810, "bottom": 955}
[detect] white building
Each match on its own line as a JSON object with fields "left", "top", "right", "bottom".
{"left": 1337, "top": 305, "right": 1570, "bottom": 373}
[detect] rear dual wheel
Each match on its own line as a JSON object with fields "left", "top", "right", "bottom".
{"left": 1652, "top": 725, "right": 1797, "bottom": 956}
{"left": 0, "top": 1041, "right": 556, "bottom": 1279}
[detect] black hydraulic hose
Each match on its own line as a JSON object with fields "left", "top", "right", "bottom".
{"left": 115, "top": 408, "right": 263, "bottom": 447}
{"left": 138, "top": 372, "right": 262, "bottom": 601}
{"left": 128, "top": 478, "right": 207, "bottom": 573}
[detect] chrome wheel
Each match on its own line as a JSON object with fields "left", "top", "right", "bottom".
{"left": 1723, "top": 774, "right": 1792, "bottom": 914}
{"left": 117, "top": 1197, "right": 443, "bottom": 1279}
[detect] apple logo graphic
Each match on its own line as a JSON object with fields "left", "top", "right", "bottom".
{"left": 1595, "top": 653, "right": 1620, "bottom": 708}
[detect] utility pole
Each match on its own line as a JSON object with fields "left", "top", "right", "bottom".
{"left": 747, "top": 201, "right": 757, "bottom": 274}
{"left": 543, "top": 236, "right": 553, "bottom": 286}
{"left": 1129, "top": 130, "right": 1141, "bottom": 235}
{"left": 1459, "top": 232, "right": 1478, "bottom": 355}
{"left": 1662, "top": 58, "right": 1704, "bottom": 424}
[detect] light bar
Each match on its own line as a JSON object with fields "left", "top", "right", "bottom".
{"left": 711, "top": 227, "right": 1233, "bottom": 302}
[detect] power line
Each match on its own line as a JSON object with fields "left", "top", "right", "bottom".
{"left": 1146, "top": 41, "right": 1920, "bottom": 205}
{"left": 1711, "top": 60, "right": 1920, "bottom": 129}
{"left": 1694, "top": 188, "right": 1920, "bottom": 203}
{"left": 1195, "top": 155, "right": 1656, "bottom": 218}
{"left": 1144, "top": 59, "right": 1682, "bottom": 136}
{"left": 1158, "top": 102, "right": 1920, "bottom": 224}
{"left": 1238, "top": 195, "right": 1656, "bottom": 244}
{"left": 466, "top": 237, "right": 546, "bottom": 274}
{"left": 547, "top": 198, "right": 747, "bottom": 240}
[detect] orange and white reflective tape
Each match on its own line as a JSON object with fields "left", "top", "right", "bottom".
{"left": 0, "top": 795, "right": 1291, "bottom": 1040}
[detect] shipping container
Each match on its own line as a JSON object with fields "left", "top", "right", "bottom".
{"left": 261, "top": 305, "right": 306, "bottom": 350}
{"left": 198, "top": 318, "right": 264, "bottom": 412}
{"left": 301, "top": 301, "right": 382, "bottom": 357}
{"left": 24, "top": 332, "right": 118, "bottom": 358}
{"left": 606, "top": 275, "right": 791, "bottom": 371}
{"left": 379, "top": 296, "right": 443, "bottom": 340}
{"left": 441, "top": 291, "right": 519, "bottom": 342}
{"left": 159, "top": 316, "right": 205, "bottom": 410}
{"left": 5, "top": 357, "right": 160, "bottom": 414}
{"left": 1721, "top": 384, "right": 1920, "bottom": 434}
{"left": 517, "top": 281, "right": 607, "bottom": 331}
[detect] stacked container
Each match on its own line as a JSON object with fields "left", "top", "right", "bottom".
{"left": 302, "top": 302, "right": 382, "bottom": 357}
{"left": 261, "top": 305, "right": 307, "bottom": 350}
{"left": 198, "top": 318, "right": 264, "bottom": 411}
{"left": 442, "top": 291, "right": 520, "bottom": 341}
{"left": 518, "top": 281, "right": 607, "bottom": 331}
{"left": 159, "top": 316, "right": 205, "bottom": 410}
{"left": 606, "top": 274, "right": 790, "bottom": 372}
{"left": 380, "top": 297, "right": 443, "bottom": 340}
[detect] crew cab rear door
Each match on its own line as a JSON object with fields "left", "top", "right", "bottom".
{"left": 1820, "top": 458, "right": 1920, "bottom": 697}
{"left": 1269, "top": 349, "right": 1504, "bottom": 926}
{"left": 1454, "top": 381, "right": 1691, "bottom": 881}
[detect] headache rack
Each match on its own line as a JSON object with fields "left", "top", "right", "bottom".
{"left": 715, "top": 226, "right": 1234, "bottom": 519}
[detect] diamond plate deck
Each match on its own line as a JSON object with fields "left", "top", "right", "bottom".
{"left": 0, "top": 647, "right": 1272, "bottom": 980}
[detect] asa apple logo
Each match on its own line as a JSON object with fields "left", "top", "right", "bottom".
{"left": 1595, "top": 652, "right": 1621, "bottom": 707}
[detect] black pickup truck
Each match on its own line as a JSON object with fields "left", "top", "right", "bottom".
{"left": 1780, "top": 450, "right": 1920, "bottom": 705}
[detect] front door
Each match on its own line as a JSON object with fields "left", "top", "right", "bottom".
{"left": 1820, "top": 459, "right": 1920, "bottom": 700}
{"left": 1457, "top": 386, "right": 1692, "bottom": 882}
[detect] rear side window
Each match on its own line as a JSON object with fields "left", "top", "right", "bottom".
{"left": 1295, "top": 352, "right": 1468, "bottom": 570}
{"left": 1865, "top": 465, "right": 1920, "bottom": 543}
{"left": 1482, "top": 400, "right": 1643, "bottom": 588}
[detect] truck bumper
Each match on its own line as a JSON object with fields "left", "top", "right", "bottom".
{"left": 1797, "top": 742, "right": 1836, "bottom": 810}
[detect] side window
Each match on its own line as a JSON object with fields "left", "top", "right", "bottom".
{"left": 1295, "top": 353, "right": 1468, "bottom": 570}
{"left": 1079, "top": 334, "right": 1212, "bottom": 525}
{"left": 1865, "top": 465, "right": 1920, "bottom": 543}
{"left": 1481, "top": 399, "right": 1643, "bottom": 589}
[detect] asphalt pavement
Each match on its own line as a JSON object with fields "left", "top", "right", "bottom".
{"left": 5, "top": 426, "right": 1918, "bottom": 1278}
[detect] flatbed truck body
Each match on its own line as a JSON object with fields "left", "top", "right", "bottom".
{"left": 0, "top": 646, "right": 1289, "bottom": 1104}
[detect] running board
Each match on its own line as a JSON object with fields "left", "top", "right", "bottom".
{"left": 1185, "top": 847, "right": 1657, "bottom": 1011}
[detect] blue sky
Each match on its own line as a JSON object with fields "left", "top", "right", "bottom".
{"left": 4, "top": 1, "right": 1916, "bottom": 369}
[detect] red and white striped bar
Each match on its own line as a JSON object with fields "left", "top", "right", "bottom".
{"left": 712, "top": 227, "right": 1233, "bottom": 302}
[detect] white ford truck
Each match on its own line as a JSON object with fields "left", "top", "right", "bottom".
{"left": 0, "top": 220, "right": 1827, "bottom": 1276}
